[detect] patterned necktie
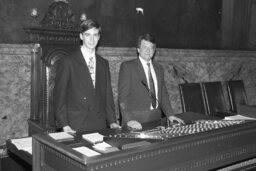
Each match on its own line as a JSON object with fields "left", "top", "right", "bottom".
{"left": 88, "top": 56, "right": 95, "bottom": 87}
{"left": 147, "top": 63, "right": 156, "bottom": 108}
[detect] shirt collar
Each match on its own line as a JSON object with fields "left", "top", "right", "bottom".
{"left": 81, "top": 46, "right": 96, "bottom": 60}
{"left": 139, "top": 56, "right": 152, "bottom": 66}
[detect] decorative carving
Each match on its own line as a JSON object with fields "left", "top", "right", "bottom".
{"left": 41, "top": 1, "right": 77, "bottom": 30}
{"left": 42, "top": 144, "right": 87, "bottom": 170}
{"left": 45, "top": 51, "right": 69, "bottom": 128}
{"left": 24, "top": 28, "right": 80, "bottom": 44}
{"left": 30, "top": 8, "right": 40, "bottom": 27}
{"left": 32, "top": 43, "right": 40, "bottom": 53}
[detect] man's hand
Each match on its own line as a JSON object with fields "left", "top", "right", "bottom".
{"left": 110, "top": 123, "right": 121, "bottom": 129}
{"left": 63, "top": 126, "right": 76, "bottom": 133}
{"left": 127, "top": 120, "right": 142, "bottom": 130}
{"left": 168, "top": 116, "right": 185, "bottom": 124}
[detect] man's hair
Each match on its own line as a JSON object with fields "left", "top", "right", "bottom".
{"left": 79, "top": 19, "right": 101, "bottom": 34}
{"left": 137, "top": 34, "right": 156, "bottom": 49}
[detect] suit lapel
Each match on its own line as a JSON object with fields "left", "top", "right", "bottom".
{"left": 134, "top": 59, "right": 148, "bottom": 87}
{"left": 75, "top": 50, "right": 95, "bottom": 91}
{"left": 95, "top": 54, "right": 101, "bottom": 90}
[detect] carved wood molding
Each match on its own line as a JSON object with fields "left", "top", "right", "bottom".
{"left": 24, "top": 28, "right": 80, "bottom": 44}
{"left": 24, "top": 1, "right": 80, "bottom": 45}
{"left": 42, "top": 144, "right": 87, "bottom": 171}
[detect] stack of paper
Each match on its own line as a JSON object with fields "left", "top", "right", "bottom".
{"left": 11, "top": 137, "right": 32, "bottom": 154}
{"left": 73, "top": 146, "right": 100, "bottom": 157}
{"left": 82, "top": 133, "right": 104, "bottom": 144}
{"left": 48, "top": 132, "right": 74, "bottom": 141}
{"left": 92, "top": 142, "right": 119, "bottom": 153}
{"left": 93, "top": 142, "right": 111, "bottom": 149}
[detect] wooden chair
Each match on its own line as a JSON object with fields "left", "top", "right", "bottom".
{"left": 202, "top": 81, "right": 231, "bottom": 117}
{"left": 226, "top": 80, "right": 256, "bottom": 117}
{"left": 179, "top": 83, "right": 207, "bottom": 115}
{"left": 226, "top": 80, "right": 248, "bottom": 113}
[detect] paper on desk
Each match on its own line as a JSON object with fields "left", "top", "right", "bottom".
{"left": 11, "top": 137, "right": 32, "bottom": 154}
{"left": 82, "top": 132, "right": 104, "bottom": 144}
{"left": 92, "top": 142, "right": 112, "bottom": 151}
{"left": 22, "top": 147, "right": 32, "bottom": 154}
{"left": 73, "top": 146, "right": 101, "bottom": 157}
{"left": 224, "top": 114, "right": 256, "bottom": 120}
{"left": 48, "top": 132, "right": 74, "bottom": 140}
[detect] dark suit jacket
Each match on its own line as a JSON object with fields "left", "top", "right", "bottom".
{"left": 54, "top": 49, "right": 116, "bottom": 132}
{"left": 118, "top": 58, "right": 173, "bottom": 124}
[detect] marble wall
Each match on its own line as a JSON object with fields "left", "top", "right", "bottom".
{"left": 0, "top": 44, "right": 32, "bottom": 146}
{"left": 1, "top": 44, "right": 256, "bottom": 146}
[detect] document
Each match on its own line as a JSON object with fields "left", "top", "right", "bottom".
{"left": 11, "top": 137, "right": 32, "bottom": 154}
{"left": 48, "top": 132, "right": 74, "bottom": 141}
{"left": 73, "top": 146, "right": 100, "bottom": 157}
{"left": 82, "top": 132, "right": 104, "bottom": 144}
{"left": 224, "top": 114, "right": 256, "bottom": 120}
{"left": 93, "top": 142, "right": 111, "bottom": 150}
{"left": 92, "top": 142, "right": 119, "bottom": 153}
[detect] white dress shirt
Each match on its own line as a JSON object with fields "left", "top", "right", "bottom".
{"left": 139, "top": 57, "right": 158, "bottom": 109}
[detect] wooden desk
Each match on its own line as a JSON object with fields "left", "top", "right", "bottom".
{"left": 7, "top": 112, "right": 256, "bottom": 171}
{"left": 32, "top": 112, "right": 256, "bottom": 171}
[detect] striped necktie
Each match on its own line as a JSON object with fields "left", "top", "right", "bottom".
{"left": 147, "top": 62, "right": 156, "bottom": 108}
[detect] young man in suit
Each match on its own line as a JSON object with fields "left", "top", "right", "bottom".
{"left": 54, "top": 19, "right": 120, "bottom": 133}
{"left": 118, "top": 34, "right": 184, "bottom": 130}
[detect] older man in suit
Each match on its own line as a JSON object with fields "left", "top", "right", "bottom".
{"left": 118, "top": 34, "right": 184, "bottom": 130}
{"left": 54, "top": 19, "right": 120, "bottom": 133}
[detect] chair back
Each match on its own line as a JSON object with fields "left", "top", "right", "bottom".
{"left": 179, "top": 83, "right": 207, "bottom": 115}
{"left": 226, "top": 80, "right": 248, "bottom": 113}
{"left": 202, "top": 81, "right": 228, "bottom": 116}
